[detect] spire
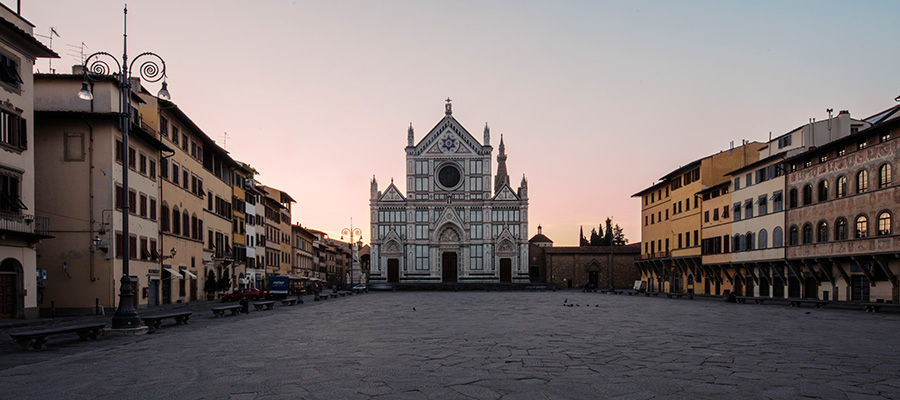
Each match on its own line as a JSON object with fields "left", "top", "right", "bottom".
{"left": 538, "top": 225, "right": 542, "bottom": 235}
{"left": 370, "top": 175, "right": 379, "bottom": 200}
{"left": 407, "top": 122, "right": 414, "bottom": 147}
{"left": 445, "top": 97, "right": 452, "bottom": 115}
{"left": 494, "top": 134, "right": 509, "bottom": 194}
{"left": 483, "top": 123, "right": 490, "bottom": 145}
{"left": 579, "top": 226, "right": 584, "bottom": 246}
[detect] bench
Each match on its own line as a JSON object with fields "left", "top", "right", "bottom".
{"left": 330, "top": 293, "right": 338, "bottom": 299}
{"left": 861, "top": 302, "right": 900, "bottom": 312}
{"left": 280, "top": 298, "right": 298, "bottom": 306}
{"left": 788, "top": 298, "right": 830, "bottom": 308}
{"left": 644, "top": 292, "right": 661, "bottom": 297}
{"left": 666, "top": 293, "right": 686, "bottom": 299}
{"left": 9, "top": 323, "right": 107, "bottom": 350}
{"left": 252, "top": 301, "right": 276, "bottom": 311}
{"left": 140, "top": 312, "right": 192, "bottom": 331}
{"left": 211, "top": 304, "right": 243, "bottom": 317}
{"left": 735, "top": 296, "right": 768, "bottom": 304}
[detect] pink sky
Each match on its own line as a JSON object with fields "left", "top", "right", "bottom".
{"left": 24, "top": 0, "right": 900, "bottom": 246}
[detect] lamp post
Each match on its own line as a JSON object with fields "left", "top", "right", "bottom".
{"left": 79, "top": 6, "right": 170, "bottom": 330}
{"left": 341, "top": 218, "right": 362, "bottom": 286}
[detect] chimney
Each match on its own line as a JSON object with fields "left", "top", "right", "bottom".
{"left": 130, "top": 77, "right": 141, "bottom": 93}
{"left": 72, "top": 65, "right": 85, "bottom": 75}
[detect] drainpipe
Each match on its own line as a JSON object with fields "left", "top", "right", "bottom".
{"left": 82, "top": 115, "right": 97, "bottom": 282}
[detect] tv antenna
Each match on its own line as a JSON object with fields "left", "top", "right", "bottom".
{"left": 34, "top": 27, "right": 60, "bottom": 73}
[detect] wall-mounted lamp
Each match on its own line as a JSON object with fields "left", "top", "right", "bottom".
{"left": 93, "top": 236, "right": 109, "bottom": 253}
{"left": 162, "top": 248, "right": 177, "bottom": 260}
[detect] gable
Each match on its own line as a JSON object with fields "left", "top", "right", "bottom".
{"left": 413, "top": 116, "right": 484, "bottom": 157}
{"left": 492, "top": 184, "right": 520, "bottom": 201}
{"left": 379, "top": 183, "right": 406, "bottom": 202}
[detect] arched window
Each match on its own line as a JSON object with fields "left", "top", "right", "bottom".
{"left": 855, "top": 215, "right": 868, "bottom": 238}
{"left": 802, "top": 184, "right": 813, "bottom": 205}
{"left": 836, "top": 176, "right": 846, "bottom": 198}
{"left": 191, "top": 214, "right": 198, "bottom": 239}
{"left": 817, "top": 180, "right": 828, "bottom": 202}
{"left": 182, "top": 210, "right": 189, "bottom": 238}
{"left": 817, "top": 220, "right": 828, "bottom": 242}
{"left": 802, "top": 223, "right": 813, "bottom": 244}
{"left": 877, "top": 212, "right": 892, "bottom": 235}
{"left": 835, "top": 218, "right": 848, "bottom": 240}
{"left": 773, "top": 227, "right": 783, "bottom": 247}
{"left": 160, "top": 202, "right": 170, "bottom": 232}
{"left": 789, "top": 188, "right": 798, "bottom": 208}
{"left": 745, "top": 232, "right": 754, "bottom": 251}
{"left": 879, "top": 163, "right": 892, "bottom": 188}
{"left": 857, "top": 170, "right": 869, "bottom": 193}
{"left": 733, "top": 234, "right": 742, "bottom": 252}
{"left": 172, "top": 206, "right": 180, "bottom": 235}
{"left": 758, "top": 229, "right": 768, "bottom": 249}
{"left": 789, "top": 226, "right": 799, "bottom": 245}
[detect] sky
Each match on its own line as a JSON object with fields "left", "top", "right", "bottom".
{"left": 24, "top": 0, "right": 900, "bottom": 246}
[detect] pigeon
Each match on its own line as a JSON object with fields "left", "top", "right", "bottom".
{"left": 564, "top": 298, "right": 568, "bottom": 303}
{"left": 413, "top": 307, "right": 416, "bottom": 311}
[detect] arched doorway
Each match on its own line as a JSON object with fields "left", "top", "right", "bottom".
{"left": 0, "top": 258, "right": 24, "bottom": 319}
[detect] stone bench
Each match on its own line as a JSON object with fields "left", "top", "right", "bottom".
{"left": 280, "top": 298, "right": 298, "bottom": 306}
{"left": 788, "top": 298, "right": 830, "bottom": 308}
{"left": 211, "top": 304, "right": 243, "bottom": 317}
{"left": 9, "top": 323, "right": 107, "bottom": 350}
{"left": 735, "top": 296, "right": 768, "bottom": 304}
{"left": 860, "top": 302, "right": 900, "bottom": 313}
{"left": 665, "top": 293, "right": 686, "bottom": 299}
{"left": 252, "top": 301, "right": 276, "bottom": 311}
{"left": 140, "top": 311, "right": 192, "bottom": 331}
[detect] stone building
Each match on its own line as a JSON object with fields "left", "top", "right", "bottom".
{"left": 528, "top": 228, "right": 641, "bottom": 289}
{"left": 369, "top": 100, "right": 529, "bottom": 285}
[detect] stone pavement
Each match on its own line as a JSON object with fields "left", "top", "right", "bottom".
{"left": 1, "top": 291, "right": 899, "bottom": 399}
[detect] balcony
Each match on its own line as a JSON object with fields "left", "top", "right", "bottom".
{"left": 0, "top": 212, "right": 51, "bottom": 239}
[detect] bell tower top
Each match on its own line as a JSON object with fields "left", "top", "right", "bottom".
{"left": 445, "top": 97, "right": 452, "bottom": 115}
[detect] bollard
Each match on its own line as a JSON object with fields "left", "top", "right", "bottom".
{"left": 240, "top": 298, "right": 250, "bottom": 314}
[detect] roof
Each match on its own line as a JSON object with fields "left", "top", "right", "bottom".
{"left": 542, "top": 243, "right": 640, "bottom": 255}
{"left": 724, "top": 151, "right": 787, "bottom": 176}
{"left": 660, "top": 159, "right": 702, "bottom": 181}
{"left": 528, "top": 233, "right": 553, "bottom": 243}
{"left": 631, "top": 179, "right": 670, "bottom": 197}
{"left": 783, "top": 107, "right": 900, "bottom": 166}
{"left": 698, "top": 180, "right": 730, "bottom": 195}
{"left": 0, "top": 13, "right": 58, "bottom": 59}
{"left": 34, "top": 110, "right": 173, "bottom": 152}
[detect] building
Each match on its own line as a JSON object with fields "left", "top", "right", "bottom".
{"left": 782, "top": 105, "right": 899, "bottom": 302}
{"left": 259, "top": 185, "right": 294, "bottom": 279}
{"left": 633, "top": 141, "right": 765, "bottom": 293}
{"left": 698, "top": 181, "right": 733, "bottom": 295}
{"left": 0, "top": 4, "right": 57, "bottom": 319}
{"left": 292, "top": 223, "right": 315, "bottom": 278}
{"left": 369, "top": 100, "right": 529, "bottom": 285}
{"left": 527, "top": 227, "right": 641, "bottom": 289}
{"left": 33, "top": 70, "right": 169, "bottom": 314}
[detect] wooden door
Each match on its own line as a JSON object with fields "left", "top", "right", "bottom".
{"left": 441, "top": 252, "right": 457, "bottom": 283}
{"left": 500, "top": 258, "right": 512, "bottom": 283}
{"left": 190, "top": 278, "right": 198, "bottom": 301}
{"left": 387, "top": 259, "right": 399, "bottom": 283}
{"left": 0, "top": 273, "right": 15, "bottom": 319}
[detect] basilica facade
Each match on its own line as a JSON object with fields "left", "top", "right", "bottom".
{"left": 369, "top": 100, "right": 529, "bottom": 284}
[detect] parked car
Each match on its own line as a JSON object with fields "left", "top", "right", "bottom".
{"left": 352, "top": 284, "right": 366, "bottom": 291}
{"left": 222, "top": 288, "right": 261, "bottom": 302}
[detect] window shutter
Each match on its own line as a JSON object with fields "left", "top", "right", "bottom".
{"left": 17, "top": 116, "right": 26, "bottom": 150}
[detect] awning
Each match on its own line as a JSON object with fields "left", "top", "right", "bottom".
{"left": 732, "top": 203, "right": 741, "bottom": 212}
{"left": 755, "top": 196, "right": 766, "bottom": 205}
{"left": 744, "top": 199, "right": 752, "bottom": 208}
{"left": 181, "top": 269, "right": 198, "bottom": 279}
{"left": 770, "top": 192, "right": 782, "bottom": 202}
{"left": 287, "top": 275, "right": 309, "bottom": 280}
{"left": 163, "top": 267, "right": 184, "bottom": 280}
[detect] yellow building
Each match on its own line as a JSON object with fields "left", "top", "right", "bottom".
{"left": 634, "top": 141, "right": 764, "bottom": 293}
{"left": 698, "top": 181, "right": 733, "bottom": 295}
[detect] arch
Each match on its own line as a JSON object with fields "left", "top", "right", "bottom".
{"left": 877, "top": 211, "right": 892, "bottom": 236}
{"left": 497, "top": 239, "right": 516, "bottom": 255}
{"left": 817, "top": 180, "right": 828, "bottom": 202}
{"left": 182, "top": 210, "right": 190, "bottom": 238}
{"left": 802, "top": 223, "right": 813, "bottom": 244}
{"left": 733, "top": 234, "right": 741, "bottom": 252}
{"left": 383, "top": 239, "right": 403, "bottom": 255}
{"left": 758, "top": 229, "right": 768, "bottom": 249}
{"left": 857, "top": 170, "right": 869, "bottom": 193}
{"left": 788, "top": 188, "right": 798, "bottom": 208}
{"left": 802, "top": 184, "right": 812, "bottom": 205}
{"left": 836, "top": 176, "right": 847, "bottom": 198}
{"left": 879, "top": 163, "right": 892, "bottom": 188}
{"left": 816, "top": 220, "right": 828, "bottom": 242}
{"left": 745, "top": 232, "right": 754, "bottom": 251}
{"left": 0, "top": 258, "right": 24, "bottom": 319}
{"left": 835, "top": 217, "right": 848, "bottom": 240}
{"left": 789, "top": 225, "right": 799, "bottom": 245}
{"left": 855, "top": 215, "right": 868, "bottom": 238}
{"left": 772, "top": 227, "right": 783, "bottom": 247}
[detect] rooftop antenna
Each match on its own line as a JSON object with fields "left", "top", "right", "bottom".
{"left": 34, "top": 27, "right": 60, "bottom": 73}
{"left": 66, "top": 42, "right": 89, "bottom": 66}
{"left": 221, "top": 132, "right": 229, "bottom": 150}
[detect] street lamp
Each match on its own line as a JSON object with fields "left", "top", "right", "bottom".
{"left": 79, "top": 6, "right": 170, "bottom": 330}
{"left": 341, "top": 218, "right": 362, "bottom": 286}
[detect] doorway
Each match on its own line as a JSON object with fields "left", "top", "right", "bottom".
{"left": 387, "top": 259, "right": 400, "bottom": 283}
{"left": 788, "top": 277, "right": 801, "bottom": 298}
{"left": 588, "top": 270, "right": 598, "bottom": 288}
{"left": 441, "top": 252, "right": 457, "bottom": 283}
{"left": 804, "top": 277, "right": 818, "bottom": 299}
{"left": 148, "top": 279, "right": 159, "bottom": 307}
{"left": 161, "top": 270, "right": 172, "bottom": 304}
{"left": 500, "top": 258, "right": 512, "bottom": 283}
{"left": 0, "top": 272, "right": 16, "bottom": 319}
{"left": 851, "top": 275, "right": 869, "bottom": 301}
{"left": 773, "top": 276, "right": 784, "bottom": 298}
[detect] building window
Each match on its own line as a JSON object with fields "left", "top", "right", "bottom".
{"left": 470, "top": 245, "right": 483, "bottom": 270}
{"left": 744, "top": 200, "right": 753, "bottom": 218}
{"left": 817, "top": 221, "right": 828, "bottom": 242}
{"left": 857, "top": 170, "right": 868, "bottom": 193}
{"left": 789, "top": 226, "right": 799, "bottom": 245}
{"left": 802, "top": 184, "right": 812, "bottom": 205}
{"left": 0, "top": 51, "right": 23, "bottom": 88}
{"left": 139, "top": 194, "right": 147, "bottom": 218}
{"left": 788, "top": 188, "right": 798, "bottom": 208}
{"left": 722, "top": 205, "right": 729, "bottom": 219}
{"left": 128, "top": 147, "right": 136, "bottom": 169}
{"left": 773, "top": 227, "right": 783, "bottom": 247}
{"left": 877, "top": 212, "right": 892, "bottom": 236}
{"left": 772, "top": 191, "right": 783, "bottom": 212}
{"left": 855, "top": 215, "right": 868, "bottom": 238}
{"left": 172, "top": 126, "right": 179, "bottom": 145}
{"left": 149, "top": 198, "right": 157, "bottom": 220}
{"left": 64, "top": 132, "right": 85, "bottom": 161}
{"left": 159, "top": 116, "right": 168, "bottom": 138}
{"left": 415, "top": 245, "right": 429, "bottom": 270}
{"left": 857, "top": 141, "right": 867, "bottom": 151}
{"left": 758, "top": 229, "right": 767, "bottom": 249}
{"left": 879, "top": 164, "right": 892, "bottom": 188}
{"left": 172, "top": 206, "right": 181, "bottom": 235}
{"left": 733, "top": 234, "right": 742, "bottom": 252}
{"left": 835, "top": 218, "right": 848, "bottom": 240}
{"left": 836, "top": 176, "right": 846, "bottom": 198}
{"left": 817, "top": 180, "right": 828, "bottom": 202}
{"left": 0, "top": 171, "right": 25, "bottom": 212}
{"left": 802, "top": 223, "right": 813, "bottom": 244}
{"left": 881, "top": 133, "right": 891, "bottom": 143}
{"left": 172, "top": 162, "right": 180, "bottom": 185}
{"left": 160, "top": 203, "right": 169, "bottom": 232}
{"left": 757, "top": 195, "right": 767, "bottom": 215}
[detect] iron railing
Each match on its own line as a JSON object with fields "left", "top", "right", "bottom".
{"left": 0, "top": 211, "right": 50, "bottom": 236}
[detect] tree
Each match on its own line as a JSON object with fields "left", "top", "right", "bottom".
{"left": 204, "top": 270, "right": 217, "bottom": 296}
{"left": 613, "top": 224, "right": 628, "bottom": 245}
{"left": 579, "top": 226, "right": 590, "bottom": 246}
{"left": 589, "top": 228, "right": 602, "bottom": 246}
